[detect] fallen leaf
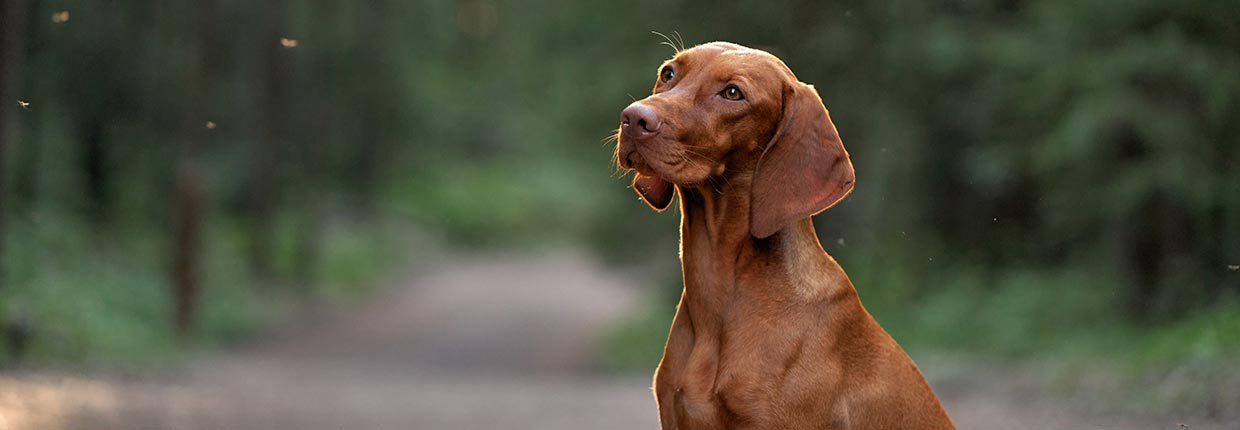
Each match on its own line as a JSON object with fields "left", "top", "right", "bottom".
{"left": 52, "top": 11, "right": 70, "bottom": 23}
{"left": 280, "top": 38, "right": 298, "bottom": 48}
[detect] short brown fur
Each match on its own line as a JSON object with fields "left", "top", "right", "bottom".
{"left": 616, "top": 42, "right": 954, "bottom": 430}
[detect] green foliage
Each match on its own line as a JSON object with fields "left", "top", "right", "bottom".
{"left": 1, "top": 0, "right": 1237, "bottom": 371}
{"left": 1, "top": 213, "right": 183, "bottom": 367}
{"left": 1127, "top": 299, "right": 1240, "bottom": 368}
{"left": 860, "top": 262, "right": 1125, "bottom": 356}
{"left": 598, "top": 275, "right": 681, "bottom": 372}
{"left": 0, "top": 208, "right": 410, "bottom": 368}
{"left": 315, "top": 218, "right": 416, "bottom": 299}
{"left": 603, "top": 250, "right": 1240, "bottom": 378}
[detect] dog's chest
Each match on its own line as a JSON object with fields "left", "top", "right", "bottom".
{"left": 654, "top": 314, "right": 722, "bottom": 427}
{"left": 659, "top": 350, "right": 850, "bottom": 429}
{"left": 657, "top": 328, "right": 786, "bottom": 428}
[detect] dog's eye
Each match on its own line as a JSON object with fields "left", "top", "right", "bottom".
{"left": 721, "top": 85, "right": 744, "bottom": 101}
{"left": 660, "top": 66, "right": 675, "bottom": 83}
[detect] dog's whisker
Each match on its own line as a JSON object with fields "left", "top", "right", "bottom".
{"left": 705, "top": 175, "right": 723, "bottom": 195}
{"left": 718, "top": 173, "right": 735, "bottom": 193}
{"left": 675, "top": 140, "right": 712, "bottom": 150}
{"left": 677, "top": 154, "right": 722, "bottom": 194}
{"left": 652, "top": 30, "right": 682, "bottom": 53}
{"left": 610, "top": 156, "right": 628, "bottom": 178}
{"left": 680, "top": 148, "right": 711, "bottom": 160}
{"left": 601, "top": 130, "right": 621, "bottom": 146}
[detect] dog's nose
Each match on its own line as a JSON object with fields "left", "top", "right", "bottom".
{"left": 621, "top": 103, "right": 661, "bottom": 138}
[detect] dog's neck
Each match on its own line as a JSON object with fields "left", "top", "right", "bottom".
{"left": 676, "top": 179, "right": 851, "bottom": 331}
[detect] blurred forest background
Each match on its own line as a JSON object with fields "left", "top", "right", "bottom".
{"left": 0, "top": 0, "right": 1238, "bottom": 417}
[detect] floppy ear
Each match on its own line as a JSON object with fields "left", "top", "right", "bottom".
{"left": 750, "top": 83, "right": 855, "bottom": 239}
{"left": 633, "top": 173, "right": 674, "bottom": 211}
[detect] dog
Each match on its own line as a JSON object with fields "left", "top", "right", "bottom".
{"left": 616, "top": 41, "right": 954, "bottom": 429}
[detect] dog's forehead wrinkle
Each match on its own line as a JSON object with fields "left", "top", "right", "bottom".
{"left": 669, "top": 44, "right": 794, "bottom": 86}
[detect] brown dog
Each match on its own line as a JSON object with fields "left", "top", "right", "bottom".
{"left": 616, "top": 42, "right": 954, "bottom": 429}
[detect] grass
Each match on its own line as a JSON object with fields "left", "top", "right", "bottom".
{"left": 0, "top": 207, "right": 414, "bottom": 370}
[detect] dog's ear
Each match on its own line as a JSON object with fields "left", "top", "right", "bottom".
{"left": 750, "top": 82, "right": 854, "bottom": 239}
{"left": 633, "top": 173, "right": 674, "bottom": 211}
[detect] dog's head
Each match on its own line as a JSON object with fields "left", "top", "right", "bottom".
{"left": 616, "top": 42, "right": 855, "bottom": 238}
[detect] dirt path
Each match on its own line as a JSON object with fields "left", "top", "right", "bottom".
{"left": 0, "top": 251, "right": 1234, "bottom": 429}
{"left": 2, "top": 252, "right": 659, "bottom": 430}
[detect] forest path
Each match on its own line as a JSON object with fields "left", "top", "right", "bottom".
{"left": 0, "top": 251, "right": 1223, "bottom": 429}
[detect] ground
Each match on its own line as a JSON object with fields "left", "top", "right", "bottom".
{"left": 0, "top": 251, "right": 1234, "bottom": 429}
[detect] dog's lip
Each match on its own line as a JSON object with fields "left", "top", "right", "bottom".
{"left": 622, "top": 134, "right": 681, "bottom": 168}
{"left": 622, "top": 146, "right": 680, "bottom": 182}
{"left": 625, "top": 155, "right": 660, "bottom": 178}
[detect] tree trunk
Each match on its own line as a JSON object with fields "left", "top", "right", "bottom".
{"left": 170, "top": 0, "right": 218, "bottom": 336}
{"left": 171, "top": 155, "right": 204, "bottom": 336}
{"left": 80, "top": 115, "right": 109, "bottom": 222}
{"left": 0, "top": 0, "right": 31, "bottom": 291}
{"left": 246, "top": 0, "right": 290, "bottom": 280}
